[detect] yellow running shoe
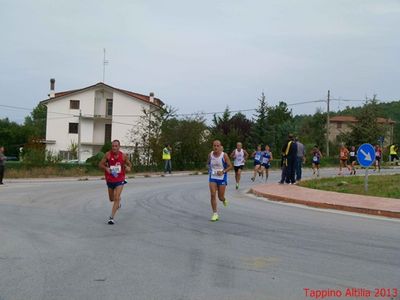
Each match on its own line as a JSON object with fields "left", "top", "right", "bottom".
{"left": 210, "top": 213, "right": 219, "bottom": 222}
{"left": 223, "top": 199, "right": 228, "bottom": 207}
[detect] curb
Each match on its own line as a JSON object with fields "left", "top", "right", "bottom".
{"left": 3, "top": 171, "right": 199, "bottom": 184}
{"left": 250, "top": 186, "right": 400, "bottom": 219}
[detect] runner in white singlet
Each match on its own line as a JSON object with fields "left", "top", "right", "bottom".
{"left": 230, "top": 142, "right": 249, "bottom": 190}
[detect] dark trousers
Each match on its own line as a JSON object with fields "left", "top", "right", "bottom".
{"left": 280, "top": 165, "right": 286, "bottom": 183}
{"left": 280, "top": 158, "right": 296, "bottom": 184}
{"left": 0, "top": 165, "right": 4, "bottom": 183}
{"left": 295, "top": 157, "right": 302, "bottom": 181}
{"left": 285, "top": 159, "right": 296, "bottom": 183}
{"left": 164, "top": 160, "right": 172, "bottom": 174}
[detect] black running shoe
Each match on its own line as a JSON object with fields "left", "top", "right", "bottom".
{"left": 108, "top": 217, "right": 115, "bottom": 225}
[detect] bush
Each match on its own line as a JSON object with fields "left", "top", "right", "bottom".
{"left": 86, "top": 152, "right": 105, "bottom": 168}
{"left": 101, "top": 142, "right": 112, "bottom": 153}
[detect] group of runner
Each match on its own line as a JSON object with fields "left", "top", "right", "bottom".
{"left": 338, "top": 144, "right": 383, "bottom": 175}
{"left": 206, "top": 140, "right": 273, "bottom": 222}
{"left": 99, "top": 139, "right": 387, "bottom": 224}
{"left": 230, "top": 142, "right": 273, "bottom": 189}
{"left": 98, "top": 139, "right": 273, "bottom": 224}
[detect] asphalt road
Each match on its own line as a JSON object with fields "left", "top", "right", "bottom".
{"left": 0, "top": 170, "right": 399, "bottom": 300}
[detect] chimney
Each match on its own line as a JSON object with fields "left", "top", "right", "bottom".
{"left": 149, "top": 92, "right": 154, "bottom": 103}
{"left": 49, "top": 78, "right": 56, "bottom": 98}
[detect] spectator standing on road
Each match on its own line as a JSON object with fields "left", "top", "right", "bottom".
{"left": 162, "top": 144, "right": 172, "bottom": 174}
{"left": 311, "top": 145, "right": 322, "bottom": 177}
{"left": 230, "top": 142, "right": 249, "bottom": 190}
{"left": 99, "top": 140, "right": 132, "bottom": 225}
{"left": 338, "top": 144, "right": 351, "bottom": 175}
{"left": 207, "top": 140, "right": 233, "bottom": 222}
{"left": 295, "top": 138, "right": 306, "bottom": 181}
{"left": 0, "top": 146, "right": 5, "bottom": 185}
{"left": 279, "top": 134, "right": 297, "bottom": 184}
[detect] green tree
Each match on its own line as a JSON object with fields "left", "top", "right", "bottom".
{"left": 340, "top": 97, "right": 386, "bottom": 146}
{"left": 0, "top": 118, "right": 31, "bottom": 157}
{"left": 211, "top": 107, "right": 253, "bottom": 152}
{"left": 161, "top": 116, "right": 210, "bottom": 169}
{"left": 128, "top": 105, "right": 176, "bottom": 166}
{"left": 24, "top": 103, "right": 47, "bottom": 138}
{"left": 211, "top": 107, "right": 231, "bottom": 148}
{"left": 296, "top": 109, "right": 326, "bottom": 151}
{"left": 267, "top": 101, "right": 294, "bottom": 150}
{"left": 251, "top": 92, "right": 269, "bottom": 147}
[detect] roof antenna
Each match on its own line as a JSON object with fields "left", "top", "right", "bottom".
{"left": 103, "top": 48, "right": 109, "bottom": 83}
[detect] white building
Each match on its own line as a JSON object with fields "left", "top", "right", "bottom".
{"left": 40, "top": 79, "right": 164, "bottom": 162}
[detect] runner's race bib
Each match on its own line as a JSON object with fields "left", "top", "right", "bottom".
{"left": 110, "top": 164, "right": 122, "bottom": 177}
{"left": 210, "top": 169, "right": 224, "bottom": 180}
{"left": 255, "top": 154, "right": 261, "bottom": 161}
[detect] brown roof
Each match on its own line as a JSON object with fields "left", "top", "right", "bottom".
{"left": 40, "top": 82, "right": 164, "bottom": 107}
{"left": 330, "top": 115, "right": 395, "bottom": 124}
{"left": 54, "top": 89, "right": 81, "bottom": 98}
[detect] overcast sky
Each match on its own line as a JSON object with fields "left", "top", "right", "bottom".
{"left": 1, "top": 0, "right": 399, "bottom": 123}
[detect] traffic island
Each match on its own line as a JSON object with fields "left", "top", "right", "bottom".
{"left": 250, "top": 183, "right": 400, "bottom": 219}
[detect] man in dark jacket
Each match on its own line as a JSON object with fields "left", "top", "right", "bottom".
{"left": 279, "top": 134, "right": 297, "bottom": 184}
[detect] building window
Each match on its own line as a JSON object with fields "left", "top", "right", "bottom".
{"left": 69, "top": 123, "right": 79, "bottom": 134}
{"left": 105, "top": 124, "right": 112, "bottom": 143}
{"left": 59, "top": 150, "right": 76, "bottom": 160}
{"left": 70, "top": 100, "right": 80, "bottom": 109}
{"left": 106, "top": 99, "right": 113, "bottom": 116}
{"left": 337, "top": 122, "right": 342, "bottom": 129}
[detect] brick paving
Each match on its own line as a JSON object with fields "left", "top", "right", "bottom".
{"left": 251, "top": 183, "right": 400, "bottom": 219}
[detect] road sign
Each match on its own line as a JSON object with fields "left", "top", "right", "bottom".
{"left": 357, "top": 143, "right": 375, "bottom": 168}
{"left": 357, "top": 143, "right": 375, "bottom": 193}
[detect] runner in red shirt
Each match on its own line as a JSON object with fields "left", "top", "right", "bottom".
{"left": 338, "top": 144, "right": 351, "bottom": 175}
{"left": 99, "top": 140, "right": 132, "bottom": 224}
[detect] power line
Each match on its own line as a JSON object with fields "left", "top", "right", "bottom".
{"left": 330, "top": 98, "right": 365, "bottom": 102}
{"left": 0, "top": 104, "right": 34, "bottom": 112}
{"left": 286, "top": 100, "right": 326, "bottom": 106}
{"left": 0, "top": 97, "right": 389, "bottom": 121}
{"left": 0, "top": 104, "right": 76, "bottom": 117}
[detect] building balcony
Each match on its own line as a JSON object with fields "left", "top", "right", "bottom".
{"left": 81, "top": 114, "right": 112, "bottom": 120}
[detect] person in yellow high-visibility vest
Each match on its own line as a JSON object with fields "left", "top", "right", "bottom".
{"left": 389, "top": 143, "right": 398, "bottom": 165}
{"left": 163, "top": 144, "right": 172, "bottom": 174}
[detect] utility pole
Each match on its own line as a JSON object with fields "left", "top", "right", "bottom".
{"left": 78, "top": 109, "right": 82, "bottom": 162}
{"left": 103, "top": 48, "right": 109, "bottom": 83}
{"left": 326, "top": 90, "right": 330, "bottom": 157}
{"left": 147, "top": 108, "right": 151, "bottom": 166}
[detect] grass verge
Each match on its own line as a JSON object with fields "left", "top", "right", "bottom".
{"left": 5, "top": 166, "right": 103, "bottom": 178}
{"left": 299, "top": 174, "right": 400, "bottom": 199}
